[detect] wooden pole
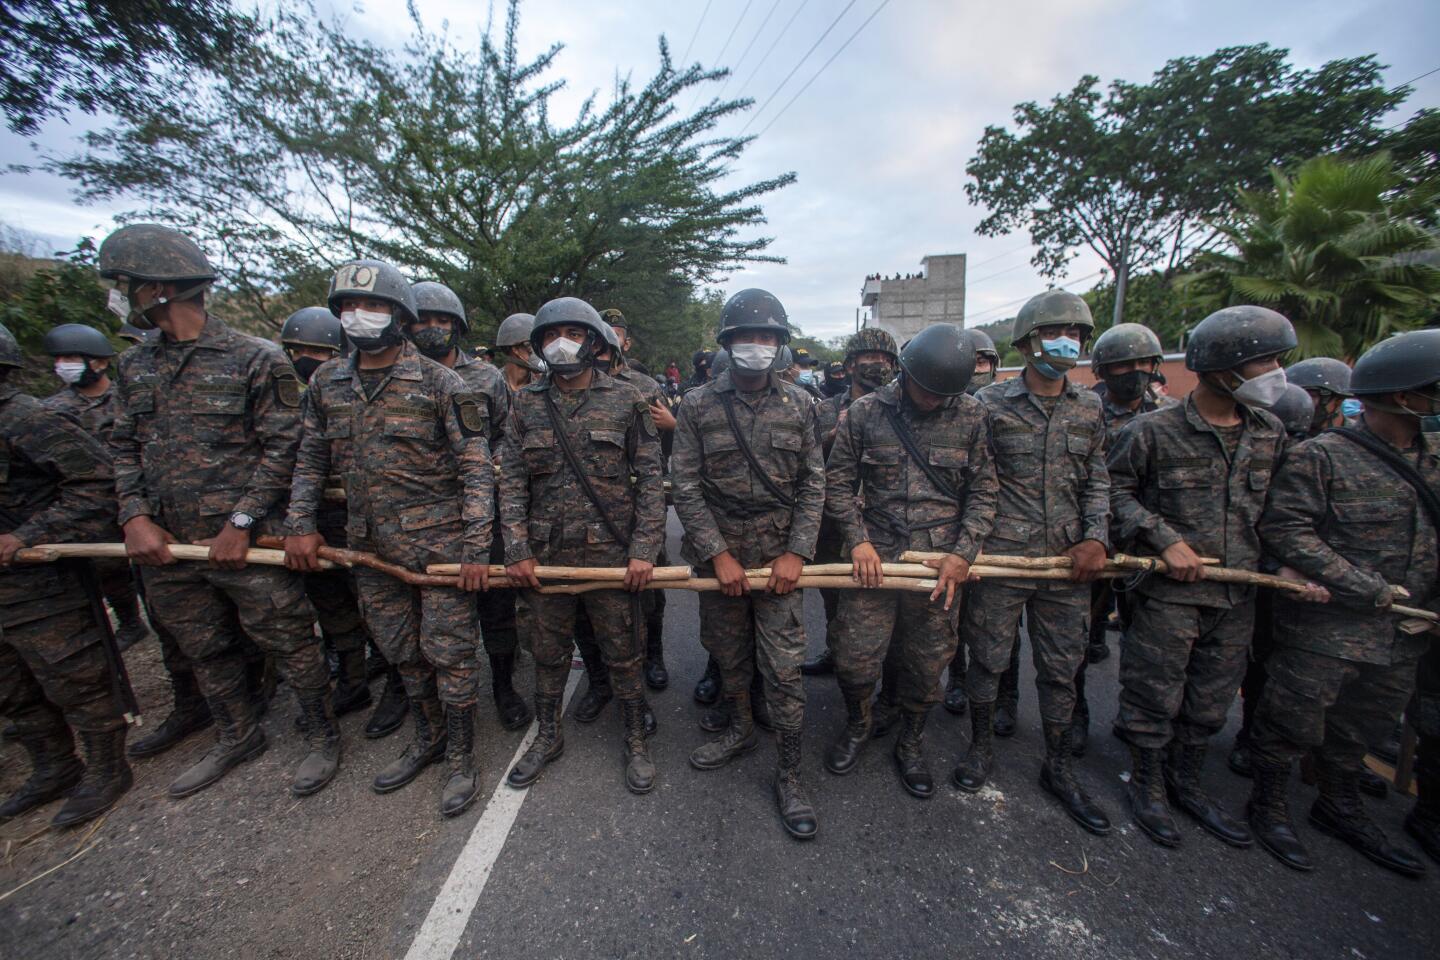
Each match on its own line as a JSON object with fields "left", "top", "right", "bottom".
{"left": 423, "top": 562, "right": 694, "bottom": 581}
{"left": 14, "top": 543, "right": 337, "bottom": 570}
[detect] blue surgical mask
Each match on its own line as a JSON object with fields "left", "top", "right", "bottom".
{"left": 1341, "top": 398, "right": 1362, "bottom": 418}
{"left": 1040, "top": 336, "right": 1081, "bottom": 360}
{"left": 797, "top": 370, "right": 814, "bottom": 385}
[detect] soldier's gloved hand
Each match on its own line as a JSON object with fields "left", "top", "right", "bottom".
{"left": 0, "top": 532, "right": 25, "bottom": 566}
{"left": 458, "top": 563, "right": 489, "bottom": 592}
{"left": 648, "top": 401, "right": 677, "bottom": 433}
{"left": 850, "top": 541, "right": 885, "bottom": 588}
{"left": 1159, "top": 540, "right": 1205, "bottom": 582}
{"left": 506, "top": 558, "right": 541, "bottom": 590}
{"left": 712, "top": 550, "right": 750, "bottom": 597}
{"left": 926, "top": 554, "right": 973, "bottom": 611}
{"left": 284, "top": 533, "right": 326, "bottom": 572}
{"left": 123, "top": 516, "right": 177, "bottom": 566}
{"left": 1064, "top": 539, "right": 1107, "bottom": 583}
{"left": 1276, "top": 565, "right": 1330, "bottom": 603}
{"left": 768, "top": 552, "right": 804, "bottom": 596}
{"left": 197, "top": 523, "right": 251, "bottom": 570}
{"left": 624, "top": 558, "right": 655, "bottom": 592}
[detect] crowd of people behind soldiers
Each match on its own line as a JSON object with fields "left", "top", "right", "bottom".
{"left": 1, "top": 223, "right": 1438, "bottom": 881}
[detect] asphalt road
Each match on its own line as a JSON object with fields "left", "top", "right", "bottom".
{"left": 1, "top": 512, "right": 1435, "bottom": 960}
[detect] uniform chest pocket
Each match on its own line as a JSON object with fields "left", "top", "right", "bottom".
{"left": 701, "top": 428, "right": 745, "bottom": 476}
{"left": 126, "top": 389, "right": 157, "bottom": 442}
{"left": 861, "top": 445, "right": 902, "bottom": 489}
{"left": 992, "top": 431, "right": 1038, "bottom": 477}
{"left": 585, "top": 429, "right": 627, "bottom": 478}
{"left": 768, "top": 429, "right": 802, "bottom": 478}
{"left": 927, "top": 445, "right": 967, "bottom": 486}
{"left": 520, "top": 429, "right": 558, "bottom": 475}
{"left": 382, "top": 417, "right": 439, "bottom": 444}
{"left": 187, "top": 396, "right": 248, "bottom": 445}
{"left": 1066, "top": 433, "right": 1092, "bottom": 457}
{"left": 1247, "top": 469, "right": 1271, "bottom": 492}
{"left": 1329, "top": 496, "right": 1409, "bottom": 525}
{"left": 322, "top": 404, "right": 353, "bottom": 440}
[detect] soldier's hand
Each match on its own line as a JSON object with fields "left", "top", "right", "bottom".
{"left": 768, "top": 552, "right": 804, "bottom": 596}
{"left": 506, "top": 558, "right": 541, "bottom": 590}
{"left": 284, "top": 533, "right": 326, "bottom": 572}
{"left": 712, "top": 550, "right": 750, "bottom": 597}
{"left": 197, "top": 523, "right": 251, "bottom": 570}
{"left": 624, "top": 558, "right": 655, "bottom": 592}
{"left": 458, "top": 562, "right": 489, "bottom": 592}
{"left": 1064, "top": 539, "right": 1107, "bottom": 583}
{"left": 1277, "top": 565, "right": 1330, "bottom": 603}
{"left": 926, "top": 553, "right": 973, "bottom": 611}
{"left": 124, "top": 516, "right": 177, "bottom": 566}
{"left": 851, "top": 541, "right": 884, "bottom": 588}
{"left": 648, "top": 401, "right": 677, "bottom": 433}
{"left": 1160, "top": 541, "right": 1205, "bottom": 583}
{"left": 0, "top": 533, "right": 25, "bottom": 566}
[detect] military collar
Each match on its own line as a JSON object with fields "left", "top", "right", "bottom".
{"left": 453, "top": 349, "right": 480, "bottom": 371}
{"left": 713, "top": 370, "right": 778, "bottom": 395}
{"left": 154, "top": 313, "right": 233, "bottom": 351}
{"left": 1182, "top": 392, "right": 1270, "bottom": 433}
{"left": 876, "top": 378, "right": 954, "bottom": 412}
{"left": 341, "top": 341, "right": 428, "bottom": 386}
{"left": 1352, "top": 417, "right": 1440, "bottom": 457}
{"left": 1001, "top": 371, "right": 1079, "bottom": 401}
{"left": 1102, "top": 395, "right": 1150, "bottom": 420}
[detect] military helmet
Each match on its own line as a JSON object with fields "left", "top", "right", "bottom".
{"left": 717, "top": 289, "right": 790, "bottom": 346}
{"left": 965, "top": 327, "right": 999, "bottom": 361}
{"left": 1012, "top": 290, "right": 1095, "bottom": 345}
{"left": 1272, "top": 383, "right": 1317, "bottom": 436}
{"left": 281, "top": 307, "right": 345, "bottom": 353}
{"left": 97, "top": 224, "right": 216, "bottom": 284}
{"left": 1350, "top": 329, "right": 1440, "bottom": 396}
{"left": 529, "top": 297, "right": 612, "bottom": 356}
{"left": 1185, "top": 306, "right": 1297, "bottom": 373}
{"left": 1285, "top": 356, "right": 1353, "bottom": 396}
{"left": 0, "top": 322, "right": 22, "bottom": 368}
{"left": 42, "top": 323, "right": 116, "bottom": 358}
{"left": 710, "top": 348, "right": 731, "bottom": 377}
{"left": 692, "top": 348, "right": 713, "bottom": 369}
{"left": 599, "top": 307, "right": 628, "bottom": 331}
{"left": 411, "top": 281, "right": 469, "bottom": 334}
{"left": 777, "top": 345, "right": 795, "bottom": 369}
{"left": 117, "top": 322, "right": 149, "bottom": 344}
{"left": 1091, "top": 323, "right": 1163, "bottom": 370}
{"left": 898, "top": 323, "right": 976, "bottom": 397}
{"left": 495, "top": 313, "right": 536, "bottom": 348}
{"left": 327, "top": 259, "right": 418, "bottom": 326}
{"left": 845, "top": 327, "right": 898, "bottom": 362}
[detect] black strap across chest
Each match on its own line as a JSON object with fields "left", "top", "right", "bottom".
{"left": 880, "top": 402, "right": 965, "bottom": 503}
{"left": 718, "top": 390, "right": 797, "bottom": 510}
{"left": 543, "top": 390, "right": 631, "bottom": 548}
{"left": 1328, "top": 427, "right": 1440, "bottom": 550}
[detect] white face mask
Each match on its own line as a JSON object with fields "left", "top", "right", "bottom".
{"left": 54, "top": 361, "right": 88, "bottom": 385}
{"left": 730, "top": 343, "right": 778, "bottom": 372}
{"left": 1232, "top": 366, "right": 1288, "bottom": 410}
{"left": 542, "top": 336, "right": 585, "bottom": 367}
{"left": 339, "top": 307, "right": 393, "bottom": 339}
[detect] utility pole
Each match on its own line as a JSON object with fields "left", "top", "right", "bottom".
{"left": 1112, "top": 233, "right": 1130, "bottom": 326}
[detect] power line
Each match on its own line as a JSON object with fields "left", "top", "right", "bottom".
{"left": 687, "top": 0, "right": 755, "bottom": 113}
{"left": 740, "top": 0, "right": 860, "bottom": 134}
{"left": 755, "top": 0, "right": 892, "bottom": 138}
{"left": 734, "top": 0, "right": 812, "bottom": 104}
{"left": 965, "top": 270, "right": 1105, "bottom": 324}
{"left": 967, "top": 261, "right": 1028, "bottom": 287}
{"left": 678, "top": 0, "right": 714, "bottom": 66}
{"left": 1389, "top": 65, "right": 1440, "bottom": 92}
{"left": 965, "top": 243, "right": 1032, "bottom": 271}
{"left": 715, "top": 0, "right": 785, "bottom": 102}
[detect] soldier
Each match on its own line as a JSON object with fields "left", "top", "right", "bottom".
{"left": 286, "top": 261, "right": 493, "bottom": 818}
{"left": 672, "top": 289, "right": 825, "bottom": 840}
{"left": 824, "top": 324, "right": 997, "bottom": 798}
{"left": 404, "top": 281, "right": 530, "bottom": 732}
{"left": 1271, "top": 384, "right": 1316, "bottom": 442}
{"left": 116, "top": 323, "right": 148, "bottom": 347}
{"left": 1286, "top": 357, "right": 1353, "bottom": 435}
{"left": 954, "top": 291, "right": 1112, "bottom": 836}
{"left": 822, "top": 360, "right": 848, "bottom": 399}
{"left": 1246, "top": 330, "right": 1439, "bottom": 877}
{"left": 99, "top": 223, "right": 340, "bottom": 799}
{"left": 495, "top": 312, "right": 543, "bottom": 395}
{"left": 792, "top": 348, "right": 824, "bottom": 400}
{"left": 1108, "top": 305, "right": 1296, "bottom": 849}
{"left": 0, "top": 322, "right": 133, "bottom": 827}
{"left": 499, "top": 298, "right": 663, "bottom": 794}
{"left": 681, "top": 349, "right": 713, "bottom": 393}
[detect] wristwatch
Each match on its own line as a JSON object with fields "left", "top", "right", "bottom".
{"left": 228, "top": 512, "right": 256, "bottom": 531}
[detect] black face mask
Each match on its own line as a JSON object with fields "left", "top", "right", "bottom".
{"left": 76, "top": 364, "right": 103, "bottom": 389}
{"left": 853, "top": 360, "right": 893, "bottom": 391}
{"left": 410, "top": 326, "right": 454, "bottom": 360}
{"left": 1103, "top": 370, "right": 1152, "bottom": 404}
{"left": 350, "top": 325, "right": 405, "bottom": 355}
{"left": 292, "top": 356, "right": 324, "bottom": 384}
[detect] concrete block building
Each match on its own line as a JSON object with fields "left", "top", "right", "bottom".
{"left": 860, "top": 253, "right": 967, "bottom": 343}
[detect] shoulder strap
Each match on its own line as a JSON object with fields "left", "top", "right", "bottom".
{"left": 880, "top": 401, "right": 965, "bottom": 503}
{"left": 1327, "top": 427, "right": 1440, "bottom": 541}
{"left": 543, "top": 390, "right": 631, "bottom": 548}
{"left": 718, "top": 390, "right": 796, "bottom": 510}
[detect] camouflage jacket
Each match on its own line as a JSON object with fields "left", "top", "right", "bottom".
{"left": 613, "top": 364, "right": 662, "bottom": 405}
{"left": 1259, "top": 421, "right": 1439, "bottom": 664}
{"left": 42, "top": 384, "right": 121, "bottom": 444}
{"left": 287, "top": 342, "right": 493, "bottom": 564}
{"left": 111, "top": 315, "right": 304, "bottom": 543}
{"left": 453, "top": 349, "right": 510, "bottom": 447}
{"left": 974, "top": 375, "right": 1110, "bottom": 573}
{"left": 814, "top": 389, "right": 858, "bottom": 454}
{"left": 1108, "top": 394, "right": 1286, "bottom": 608}
{"left": 497, "top": 370, "right": 664, "bottom": 566}
{"left": 671, "top": 371, "right": 825, "bottom": 567}
{"left": 824, "top": 380, "right": 997, "bottom": 563}
{"left": 1099, "top": 393, "right": 1161, "bottom": 444}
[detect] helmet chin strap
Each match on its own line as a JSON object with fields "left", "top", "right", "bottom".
{"left": 128, "top": 279, "right": 213, "bottom": 329}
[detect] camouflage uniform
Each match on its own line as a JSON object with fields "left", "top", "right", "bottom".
{"left": 670, "top": 371, "right": 825, "bottom": 733}
{"left": 959, "top": 375, "right": 1110, "bottom": 723}
{"left": 812, "top": 390, "right": 856, "bottom": 628}
{"left": 1107, "top": 395, "right": 1286, "bottom": 749}
{"left": 287, "top": 341, "right": 493, "bottom": 707}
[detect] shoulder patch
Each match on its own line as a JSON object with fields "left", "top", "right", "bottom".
{"left": 272, "top": 369, "right": 301, "bottom": 408}
{"left": 635, "top": 399, "right": 658, "bottom": 439}
{"left": 454, "top": 392, "right": 488, "bottom": 438}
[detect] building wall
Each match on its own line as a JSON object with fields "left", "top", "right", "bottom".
{"left": 862, "top": 253, "right": 967, "bottom": 344}
{"left": 996, "top": 355, "right": 1198, "bottom": 398}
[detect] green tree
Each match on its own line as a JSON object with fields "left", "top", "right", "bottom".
{"left": 0, "top": 238, "right": 118, "bottom": 395}
{"left": 1082, "top": 272, "right": 1197, "bottom": 353}
{"left": 1182, "top": 153, "right": 1440, "bottom": 359}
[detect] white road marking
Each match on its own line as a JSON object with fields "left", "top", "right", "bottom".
{"left": 404, "top": 668, "right": 582, "bottom": 960}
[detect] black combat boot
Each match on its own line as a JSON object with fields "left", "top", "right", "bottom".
{"left": 1039, "top": 722, "right": 1110, "bottom": 835}
{"left": 332, "top": 648, "right": 372, "bottom": 717}
{"left": 894, "top": 711, "right": 935, "bottom": 799}
{"left": 690, "top": 693, "right": 759, "bottom": 770}
{"left": 1404, "top": 767, "right": 1440, "bottom": 866}
{"left": 168, "top": 696, "right": 267, "bottom": 799}
{"left": 800, "top": 648, "right": 835, "bottom": 676}
{"left": 1070, "top": 695, "right": 1090, "bottom": 759}
{"left": 992, "top": 701, "right": 1017, "bottom": 738}
{"left": 1247, "top": 757, "right": 1313, "bottom": 871}
{"left": 127, "top": 670, "right": 212, "bottom": 758}
{"left": 1357, "top": 765, "right": 1389, "bottom": 799}
{"left": 51, "top": 729, "right": 133, "bottom": 828}
{"left": 373, "top": 697, "right": 447, "bottom": 793}
{"left": 507, "top": 694, "right": 564, "bottom": 788}
{"left": 441, "top": 705, "right": 481, "bottom": 817}
{"left": 1227, "top": 737, "right": 1254, "bottom": 778}
{"left": 620, "top": 699, "right": 657, "bottom": 794}
{"left": 943, "top": 649, "right": 968, "bottom": 716}
{"left": 643, "top": 629, "right": 669, "bottom": 691}
{"left": 573, "top": 652, "right": 613, "bottom": 724}
{"left": 0, "top": 717, "right": 83, "bottom": 821}
{"left": 953, "top": 702, "right": 994, "bottom": 793}
{"left": 871, "top": 691, "right": 900, "bottom": 738}
{"left": 488, "top": 651, "right": 531, "bottom": 731}
{"left": 365, "top": 666, "right": 410, "bottom": 739}
{"left": 1310, "top": 761, "right": 1425, "bottom": 878}
{"left": 292, "top": 689, "right": 342, "bottom": 797}
{"left": 1126, "top": 745, "right": 1182, "bottom": 848}
{"left": 993, "top": 651, "right": 1019, "bottom": 738}
{"left": 824, "top": 684, "right": 872, "bottom": 775}
{"left": 111, "top": 591, "right": 153, "bottom": 651}
{"left": 693, "top": 657, "right": 722, "bottom": 705}
{"left": 775, "top": 730, "right": 818, "bottom": 840}
{"left": 246, "top": 654, "right": 275, "bottom": 718}
{"left": 1165, "top": 742, "right": 1252, "bottom": 847}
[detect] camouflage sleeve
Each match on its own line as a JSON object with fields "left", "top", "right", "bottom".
{"left": 670, "top": 394, "right": 728, "bottom": 561}
{"left": 497, "top": 403, "right": 533, "bottom": 565}
{"left": 951, "top": 410, "right": 997, "bottom": 563}
{"left": 284, "top": 386, "right": 331, "bottom": 537}
{"left": 825, "top": 404, "right": 867, "bottom": 559}
{"left": 11, "top": 412, "right": 118, "bottom": 545}
{"left": 109, "top": 357, "right": 154, "bottom": 526}
{"left": 231, "top": 348, "right": 303, "bottom": 521}
{"left": 1106, "top": 419, "right": 1182, "bottom": 554}
{"left": 440, "top": 376, "right": 494, "bottom": 565}
{"left": 487, "top": 376, "right": 511, "bottom": 449}
{"left": 1079, "top": 410, "right": 1112, "bottom": 549}
{"left": 1258, "top": 443, "right": 1390, "bottom": 608}
{"left": 785, "top": 398, "right": 826, "bottom": 560}
{"left": 626, "top": 397, "right": 665, "bottom": 563}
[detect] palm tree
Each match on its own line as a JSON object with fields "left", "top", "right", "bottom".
{"left": 1183, "top": 153, "right": 1440, "bottom": 359}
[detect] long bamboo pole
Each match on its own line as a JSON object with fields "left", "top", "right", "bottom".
{"left": 423, "top": 562, "right": 694, "bottom": 581}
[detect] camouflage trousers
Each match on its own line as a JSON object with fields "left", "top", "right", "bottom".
{"left": 833, "top": 588, "right": 958, "bottom": 713}
{"left": 521, "top": 589, "right": 641, "bottom": 701}
{"left": 0, "top": 604, "right": 124, "bottom": 736}
{"left": 475, "top": 533, "right": 517, "bottom": 659}
{"left": 141, "top": 563, "right": 327, "bottom": 706}
{"left": 1115, "top": 596, "right": 1253, "bottom": 750}
{"left": 960, "top": 580, "right": 1089, "bottom": 723}
{"left": 698, "top": 585, "right": 806, "bottom": 734}
{"left": 1251, "top": 645, "right": 1418, "bottom": 774}
{"left": 97, "top": 558, "right": 140, "bottom": 622}
{"left": 304, "top": 567, "right": 367, "bottom": 656}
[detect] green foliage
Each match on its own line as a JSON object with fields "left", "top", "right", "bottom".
{"left": 1182, "top": 153, "right": 1440, "bottom": 359}
{"left": 0, "top": 238, "right": 118, "bottom": 395}
{"left": 1082, "top": 273, "right": 1197, "bottom": 354}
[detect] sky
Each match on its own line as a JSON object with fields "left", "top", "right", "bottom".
{"left": 1, "top": 0, "right": 1437, "bottom": 342}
